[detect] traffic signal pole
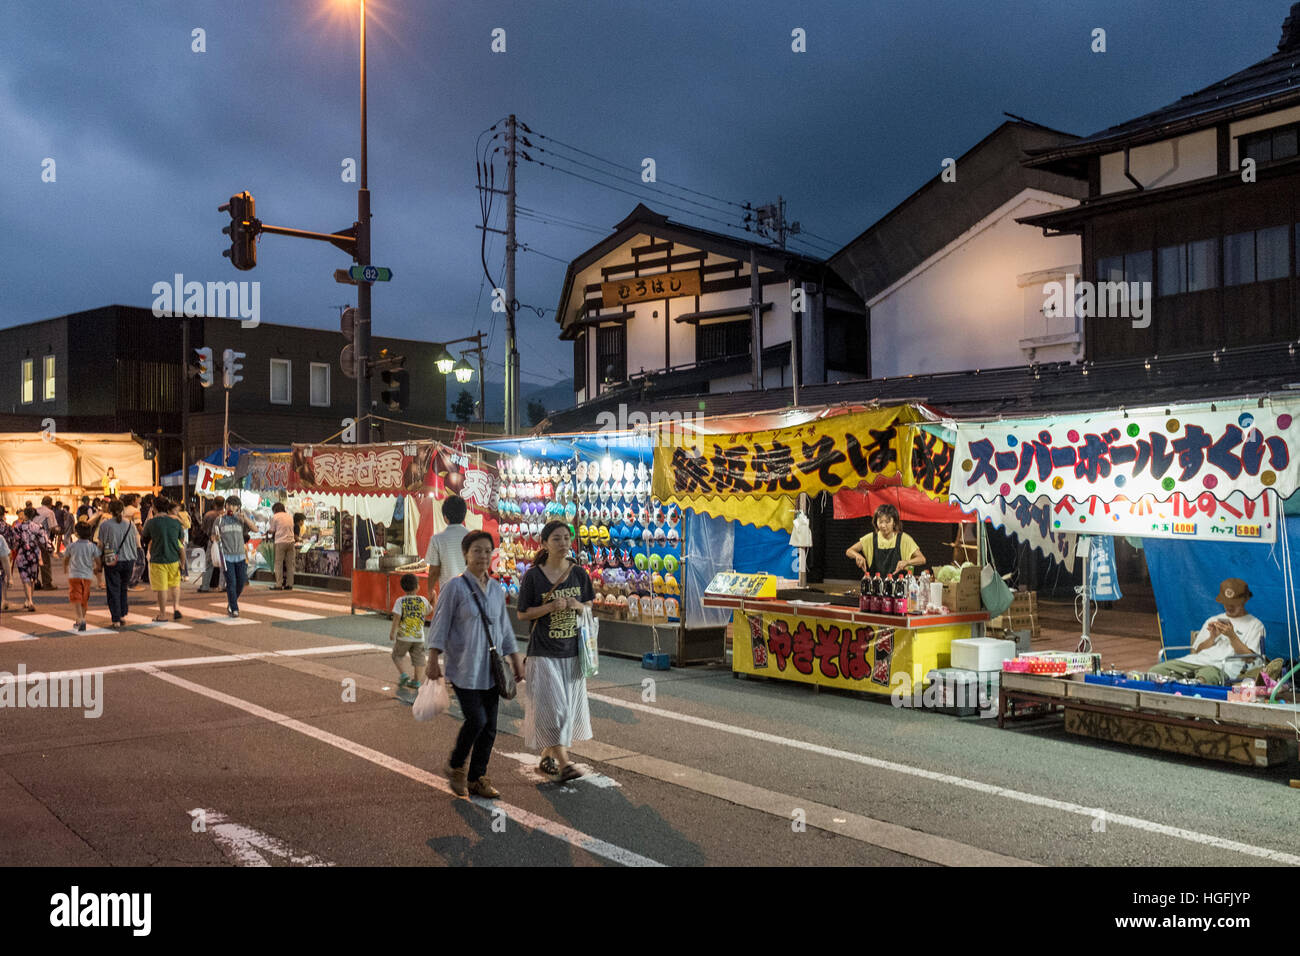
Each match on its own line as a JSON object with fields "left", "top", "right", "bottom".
{"left": 355, "top": 0, "right": 371, "bottom": 435}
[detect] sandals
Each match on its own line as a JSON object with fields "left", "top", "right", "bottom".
{"left": 538, "top": 756, "right": 559, "bottom": 776}
{"left": 558, "top": 764, "right": 586, "bottom": 782}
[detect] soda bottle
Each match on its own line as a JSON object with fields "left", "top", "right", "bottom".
{"left": 894, "top": 574, "right": 907, "bottom": 615}
{"left": 880, "top": 574, "right": 892, "bottom": 614}
{"left": 859, "top": 574, "right": 870, "bottom": 612}
{"left": 869, "top": 573, "right": 882, "bottom": 613}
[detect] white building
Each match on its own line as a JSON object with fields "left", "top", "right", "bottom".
{"left": 554, "top": 204, "right": 868, "bottom": 408}
{"left": 829, "top": 120, "right": 1089, "bottom": 376}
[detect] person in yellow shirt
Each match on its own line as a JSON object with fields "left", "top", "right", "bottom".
{"left": 846, "top": 504, "right": 925, "bottom": 575}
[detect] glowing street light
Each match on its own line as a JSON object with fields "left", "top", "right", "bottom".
{"left": 453, "top": 357, "right": 475, "bottom": 384}
{"left": 434, "top": 348, "right": 456, "bottom": 375}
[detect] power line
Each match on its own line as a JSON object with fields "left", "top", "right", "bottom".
{"left": 516, "top": 210, "right": 607, "bottom": 237}
{"left": 524, "top": 155, "right": 750, "bottom": 235}
{"left": 518, "top": 243, "right": 572, "bottom": 265}
{"left": 529, "top": 128, "right": 749, "bottom": 211}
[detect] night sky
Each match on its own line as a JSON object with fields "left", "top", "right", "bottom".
{"left": 1, "top": 0, "right": 1288, "bottom": 408}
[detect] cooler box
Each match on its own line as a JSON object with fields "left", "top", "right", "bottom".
{"left": 951, "top": 637, "right": 1017, "bottom": 671}
{"left": 925, "top": 668, "right": 1001, "bottom": 717}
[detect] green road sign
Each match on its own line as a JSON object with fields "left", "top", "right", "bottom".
{"left": 349, "top": 265, "right": 392, "bottom": 282}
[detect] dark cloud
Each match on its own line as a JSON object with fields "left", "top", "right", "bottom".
{"left": 0, "top": 0, "right": 1289, "bottom": 396}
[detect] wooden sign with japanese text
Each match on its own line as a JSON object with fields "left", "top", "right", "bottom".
{"left": 601, "top": 269, "right": 701, "bottom": 308}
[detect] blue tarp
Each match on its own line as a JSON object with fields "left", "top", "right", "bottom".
{"left": 1144, "top": 517, "right": 1300, "bottom": 661}
{"left": 472, "top": 433, "right": 652, "bottom": 466}
{"left": 161, "top": 446, "right": 288, "bottom": 486}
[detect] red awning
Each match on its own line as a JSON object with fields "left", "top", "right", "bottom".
{"left": 834, "top": 475, "right": 975, "bottom": 524}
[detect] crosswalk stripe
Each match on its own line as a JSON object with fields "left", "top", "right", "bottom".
{"left": 0, "top": 627, "right": 38, "bottom": 643}
{"left": 187, "top": 614, "right": 258, "bottom": 626}
{"left": 86, "top": 610, "right": 190, "bottom": 630}
{"left": 206, "top": 602, "right": 322, "bottom": 621}
{"left": 17, "top": 614, "right": 113, "bottom": 636}
{"left": 271, "top": 598, "right": 351, "bottom": 613}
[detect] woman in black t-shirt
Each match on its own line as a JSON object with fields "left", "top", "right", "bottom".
{"left": 517, "top": 519, "right": 594, "bottom": 782}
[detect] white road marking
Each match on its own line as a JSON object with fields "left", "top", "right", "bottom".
{"left": 586, "top": 691, "right": 1300, "bottom": 867}
{"left": 194, "top": 809, "right": 334, "bottom": 867}
{"left": 86, "top": 610, "right": 190, "bottom": 630}
{"left": 271, "top": 598, "right": 351, "bottom": 613}
{"left": 18, "top": 614, "right": 112, "bottom": 636}
{"left": 0, "top": 627, "right": 37, "bottom": 643}
{"left": 185, "top": 614, "right": 258, "bottom": 627}
{"left": 498, "top": 752, "right": 622, "bottom": 789}
{"left": 0, "top": 643, "right": 387, "bottom": 687}
{"left": 143, "top": 668, "right": 661, "bottom": 867}
{"left": 207, "top": 602, "right": 322, "bottom": 621}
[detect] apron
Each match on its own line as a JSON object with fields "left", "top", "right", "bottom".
{"left": 869, "top": 530, "right": 902, "bottom": 576}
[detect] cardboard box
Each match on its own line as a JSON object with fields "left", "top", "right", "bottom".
{"left": 941, "top": 566, "right": 982, "bottom": 612}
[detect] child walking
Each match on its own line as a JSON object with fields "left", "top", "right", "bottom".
{"left": 63, "top": 522, "right": 102, "bottom": 632}
{"left": 388, "top": 573, "right": 432, "bottom": 691}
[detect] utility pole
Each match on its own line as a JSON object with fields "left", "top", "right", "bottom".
{"left": 505, "top": 114, "right": 519, "bottom": 435}
{"left": 355, "top": 0, "right": 372, "bottom": 438}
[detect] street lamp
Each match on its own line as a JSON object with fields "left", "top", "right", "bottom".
{"left": 438, "top": 332, "right": 487, "bottom": 424}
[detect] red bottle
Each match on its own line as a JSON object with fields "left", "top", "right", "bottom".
{"left": 894, "top": 574, "right": 907, "bottom": 615}
{"left": 870, "top": 573, "right": 884, "bottom": 612}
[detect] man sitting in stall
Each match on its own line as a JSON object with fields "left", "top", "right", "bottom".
{"left": 1148, "top": 578, "right": 1264, "bottom": 685}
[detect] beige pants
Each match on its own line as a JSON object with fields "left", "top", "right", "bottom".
{"left": 274, "top": 542, "right": 295, "bottom": 588}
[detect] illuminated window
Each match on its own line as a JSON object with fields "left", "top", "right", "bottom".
{"left": 20, "top": 359, "right": 32, "bottom": 404}
{"left": 43, "top": 355, "right": 55, "bottom": 401}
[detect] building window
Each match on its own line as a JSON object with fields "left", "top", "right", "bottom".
{"left": 573, "top": 332, "right": 586, "bottom": 392}
{"left": 1240, "top": 124, "right": 1300, "bottom": 166}
{"left": 42, "top": 355, "right": 55, "bottom": 401}
{"left": 1157, "top": 239, "right": 1219, "bottom": 296}
{"left": 309, "top": 362, "right": 330, "bottom": 407}
{"left": 696, "top": 318, "right": 752, "bottom": 363}
{"left": 20, "top": 359, "right": 32, "bottom": 404}
{"left": 1225, "top": 226, "right": 1289, "bottom": 286}
{"left": 270, "top": 359, "right": 292, "bottom": 405}
{"left": 1096, "top": 251, "right": 1152, "bottom": 285}
{"left": 595, "top": 325, "right": 626, "bottom": 386}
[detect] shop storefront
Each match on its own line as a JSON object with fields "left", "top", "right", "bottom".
{"left": 284, "top": 440, "right": 496, "bottom": 609}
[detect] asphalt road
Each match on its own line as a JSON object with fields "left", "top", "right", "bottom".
{"left": 2, "top": 567, "right": 1297, "bottom": 868}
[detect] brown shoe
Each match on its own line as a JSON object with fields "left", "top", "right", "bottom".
{"left": 446, "top": 761, "right": 468, "bottom": 796}
{"left": 468, "top": 776, "right": 500, "bottom": 799}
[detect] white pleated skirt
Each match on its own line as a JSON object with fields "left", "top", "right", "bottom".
{"left": 523, "top": 655, "right": 593, "bottom": 751}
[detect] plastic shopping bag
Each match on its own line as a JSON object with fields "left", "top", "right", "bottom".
{"left": 412, "top": 677, "right": 450, "bottom": 722}
{"left": 980, "top": 563, "right": 1015, "bottom": 617}
{"left": 578, "top": 606, "right": 599, "bottom": 679}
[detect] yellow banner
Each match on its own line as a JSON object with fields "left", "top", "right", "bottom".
{"left": 653, "top": 409, "right": 949, "bottom": 511}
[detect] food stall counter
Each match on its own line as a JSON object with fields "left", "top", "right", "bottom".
{"left": 704, "top": 592, "right": 988, "bottom": 696}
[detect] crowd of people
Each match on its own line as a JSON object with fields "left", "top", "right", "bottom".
{"left": 0, "top": 490, "right": 266, "bottom": 624}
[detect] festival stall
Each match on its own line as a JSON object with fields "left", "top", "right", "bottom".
{"left": 285, "top": 440, "right": 496, "bottom": 610}
{"left": 0, "top": 432, "right": 156, "bottom": 510}
{"left": 472, "top": 430, "right": 717, "bottom": 663}
{"left": 950, "top": 398, "right": 1300, "bottom": 764}
{"left": 663, "top": 404, "right": 992, "bottom": 695}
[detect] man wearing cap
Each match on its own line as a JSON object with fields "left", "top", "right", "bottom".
{"left": 1148, "top": 578, "right": 1264, "bottom": 685}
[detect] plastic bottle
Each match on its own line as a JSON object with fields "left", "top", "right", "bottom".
{"left": 907, "top": 572, "right": 920, "bottom": 615}
{"left": 870, "top": 573, "right": 883, "bottom": 613}
{"left": 859, "top": 574, "right": 870, "bottom": 613}
{"left": 894, "top": 574, "right": 907, "bottom": 615}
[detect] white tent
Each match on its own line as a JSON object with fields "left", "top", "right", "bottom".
{"left": 0, "top": 432, "right": 155, "bottom": 512}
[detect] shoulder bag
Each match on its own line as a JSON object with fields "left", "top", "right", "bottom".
{"left": 100, "top": 520, "right": 120, "bottom": 567}
{"left": 462, "top": 574, "right": 517, "bottom": 700}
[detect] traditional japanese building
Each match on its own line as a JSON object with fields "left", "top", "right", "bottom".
{"left": 553, "top": 203, "right": 868, "bottom": 417}
{"left": 1018, "top": 3, "right": 1300, "bottom": 362}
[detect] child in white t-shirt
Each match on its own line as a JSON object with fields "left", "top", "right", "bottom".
{"left": 388, "top": 573, "right": 432, "bottom": 690}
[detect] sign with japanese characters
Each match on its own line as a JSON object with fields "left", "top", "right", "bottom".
{"left": 243, "top": 453, "right": 292, "bottom": 491}
{"left": 733, "top": 609, "right": 899, "bottom": 694}
{"left": 195, "top": 462, "right": 234, "bottom": 495}
{"left": 654, "top": 409, "right": 945, "bottom": 503}
{"left": 972, "top": 488, "right": 1276, "bottom": 548}
{"left": 951, "top": 403, "right": 1300, "bottom": 507}
{"left": 600, "top": 269, "right": 701, "bottom": 308}
{"left": 288, "top": 443, "right": 437, "bottom": 495}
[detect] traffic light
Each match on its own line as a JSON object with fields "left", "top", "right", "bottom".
{"left": 222, "top": 349, "right": 246, "bottom": 388}
{"left": 380, "top": 368, "right": 409, "bottom": 411}
{"left": 193, "top": 347, "right": 214, "bottom": 388}
{"left": 218, "top": 191, "right": 259, "bottom": 270}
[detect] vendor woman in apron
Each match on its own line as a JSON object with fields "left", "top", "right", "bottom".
{"left": 846, "top": 503, "right": 925, "bottom": 576}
